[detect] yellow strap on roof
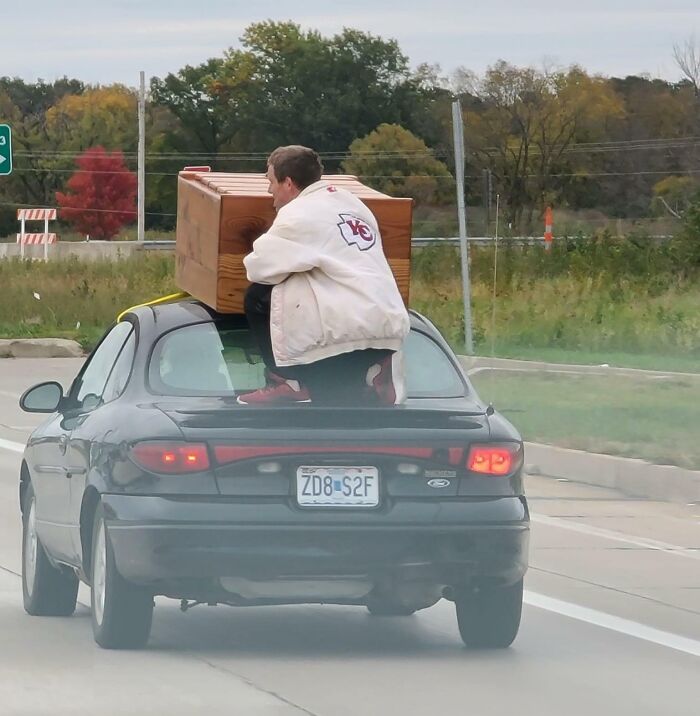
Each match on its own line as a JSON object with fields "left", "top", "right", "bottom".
{"left": 117, "top": 291, "right": 190, "bottom": 322}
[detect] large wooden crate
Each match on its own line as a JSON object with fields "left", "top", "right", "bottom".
{"left": 175, "top": 171, "right": 413, "bottom": 313}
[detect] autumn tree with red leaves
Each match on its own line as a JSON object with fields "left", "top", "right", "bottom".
{"left": 56, "top": 147, "right": 137, "bottom": 239}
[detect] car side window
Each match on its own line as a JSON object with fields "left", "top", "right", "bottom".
{"left": 102, "top": 331, "right": 136, "bottom": 404}
{"left": 72, "top": 322, "right": 134, "bottom": 410}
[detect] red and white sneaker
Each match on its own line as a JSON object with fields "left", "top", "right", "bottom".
{"left": 366, "top": 355, "right": 398, "bottom": 406}
{"left": 237, "top": 371, "right": 311, "bottom": 405}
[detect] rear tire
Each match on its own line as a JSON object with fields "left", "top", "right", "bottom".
{"left": 455, "top": 579, "right": 523, "bottom": 648}
{"left": 22, "top": 483, "right": 78, "bottom": 617}
{"left": 90, "top": 504, "right": 153, "bottom": 649}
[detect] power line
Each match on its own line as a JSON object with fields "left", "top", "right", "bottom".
{"left": 12, "top": 150, "right": 447, "bottom": 159}
{"left": 550, "top": 169, "right": 700, "bottom": 177}
{"left": 0, "top": 202, "right": 175, "bottom": 217}
{"left": 5, "top": 167, "right": 699, "bottom": 179}
{"left": 11, "top": 135, "right": 700, "bottom": 160}
{"left": 10, "top": 168, "right": 179, "bottom": 177}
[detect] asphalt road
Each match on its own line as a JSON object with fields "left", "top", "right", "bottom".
{"left": 0, "top": 358, "right": 698, "bottom": 716}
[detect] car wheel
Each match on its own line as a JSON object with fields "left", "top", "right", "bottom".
{"left": 90, "top": 504, "right": 153, "bottom": 649}
{"left": 366, "top": 598, "right": 416, "bottom": 616}
{"left": 455, "top": 579, "right": 523, "bottom": 648}
{"left": 22, "top": 483, "right": 78, "bottom": 616}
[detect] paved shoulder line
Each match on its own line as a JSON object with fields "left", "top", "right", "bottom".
{"left": 531, "top": 513, "right": 700, "bottom": 561}
{"left": 525, "top": 591, "right": 700, "bottom": 658}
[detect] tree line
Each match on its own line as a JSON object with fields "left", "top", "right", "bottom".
{"left": 1, "top": 20, "right": 698, "bottom": 238}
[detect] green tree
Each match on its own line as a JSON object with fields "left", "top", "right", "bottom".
{"left": 45, "top": 86, "right": 137, "bottom": 153}
{"left": 342, "top": 124, "right": 454, "bottom": 205}
{"left": 464, "top": 62, "right": 624, "bottom": 230}
{"left": 150, "top": 58, "right": 233, "bottom": 156}
{"left": 601, "top": 75, "right": 698, "bottom": 216}
{"left": 652, "top": 176, "right": 700, "bottom": 218}
{"left": 150, "top": 21, "right": 431, "bottom": 162}
{"left": 672, "top": 194, "right": 700, "bottom": 272}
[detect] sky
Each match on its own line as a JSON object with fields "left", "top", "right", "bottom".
{"left": 3, "top": 0, "right": 698, "bottom": 86}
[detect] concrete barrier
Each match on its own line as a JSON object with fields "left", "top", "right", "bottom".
{"left": 525, "top": 441, "right": 700, "bottom": 504}
{"left": 0, "top": 240, "right": 158, "bottom": 261}
{"left": 0, "top": 339, "right": 83, "bottom": 358}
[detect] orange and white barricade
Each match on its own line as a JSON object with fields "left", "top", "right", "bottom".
{"left": 16, "top": 208, "right": 58, "bottom": 260}
{"left": 544, "top": 206, "right": 553, "bottom": 251}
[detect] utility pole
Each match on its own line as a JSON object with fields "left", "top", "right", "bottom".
{"left": 482, "top": 168, "right": 492, "bottom": 233}
{"left": 137, "top": 71, "right": 146, "bottom": 243}
{"left": 451, "top": 100, "right": 474, "bottom": 355}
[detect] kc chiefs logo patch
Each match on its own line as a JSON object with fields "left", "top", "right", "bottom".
{"left": 337, "top": 213, "right": 377, "bottom": 251}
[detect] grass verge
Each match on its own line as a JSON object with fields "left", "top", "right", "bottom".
{"left": 470, "top": 370, "right": 700, "bottom": 470}
{"left": 0, "top": 248, "right": 699, "bottom": 375}
{"left": 0, "top": 254, "right": 177, "bottom": 349}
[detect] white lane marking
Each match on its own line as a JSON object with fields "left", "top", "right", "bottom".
{"left": 525, "top": 591, "right": 700, "bottom": 658}
{"left": 0, "top": 438, "right": 25, "bottom": 454}
{"left": 0, "top": 390, "right": 19, "bottom": 399}
{"left": 531, "top": 513, "right": 700, "bottom": 561}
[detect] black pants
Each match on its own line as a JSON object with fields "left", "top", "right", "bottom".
{"left": 245, "top": 283, "right": 390, "bottom": 405}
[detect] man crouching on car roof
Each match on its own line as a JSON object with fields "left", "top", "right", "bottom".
{"left": 238, "top": 144, "right": 410, "bottom": 406}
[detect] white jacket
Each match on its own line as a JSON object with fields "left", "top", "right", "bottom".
{"left": 243, "top": 180, "right": 410, "bottom": 367}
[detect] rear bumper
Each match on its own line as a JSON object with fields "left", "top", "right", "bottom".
{"left": 102, "top": 494, "right": 529, "bottom": 598}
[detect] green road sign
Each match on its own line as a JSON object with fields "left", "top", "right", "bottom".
{"left": 0, "top": 124, "right": 12, "bottom": 176}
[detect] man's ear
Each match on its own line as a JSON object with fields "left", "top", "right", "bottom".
{"left": 285, "top": 176, "right": 301, "bottom": 196}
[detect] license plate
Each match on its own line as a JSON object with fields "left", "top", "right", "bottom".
{"left": 296, "top": 466, "right": 379, "bottom": 507}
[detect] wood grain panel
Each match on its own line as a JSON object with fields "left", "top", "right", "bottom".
{"left": 201, "top": 174, "right": 388, "bottom": 199}
{"left": 216, "top": 254, "right": 248, "bottom": 313}
{"left": 175, "top": 254, "right": 218, "bottom": 309}
{"left": 364, "top": 199, "right": 413, "bottom": 259}
{"left": 175, "top": 177, "right": 221, "bottom": 267}
{"left": 219, "top": 196, "right": 276, "bottom": 254}
{"left": 387, "top": 258, "right": 410, "bottom": 305}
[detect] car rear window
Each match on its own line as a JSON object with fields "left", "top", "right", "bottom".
{"left": 148, "top": 321, "right": 465, "bottom": 399}
{"left": 403, "top": 330, "right": 465, "bottom": 398}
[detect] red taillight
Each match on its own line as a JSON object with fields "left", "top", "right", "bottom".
{"left": 467, "top": 444, "right": 519, "bottom": 475}
{"left": 130, "top": 442, "right": 210, "bottom": 474}
{"left": 213, "top": 445, "right": 433, "bottom": 465}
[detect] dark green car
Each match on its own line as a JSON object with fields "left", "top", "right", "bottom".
{"left": 18, "top": 300, "right": 528, "bottom": 650}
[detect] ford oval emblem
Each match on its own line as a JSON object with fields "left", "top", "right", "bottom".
{"left": 427, "top": 478, "right": 451, "bottom": 489}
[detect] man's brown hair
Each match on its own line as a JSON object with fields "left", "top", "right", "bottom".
{"left": 267, "top": 145, "right": 323, "bottom": 190}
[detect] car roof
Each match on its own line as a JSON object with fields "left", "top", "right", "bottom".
{"left": 126, "top": 299, "right": 439, "bottom": 337}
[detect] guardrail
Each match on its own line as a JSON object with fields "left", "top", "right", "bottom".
{"left": 0, "top": 236, "right": 675, "bottom": 258}
{"left": 142, "top": 236, "right": 673, "bottom": 250}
